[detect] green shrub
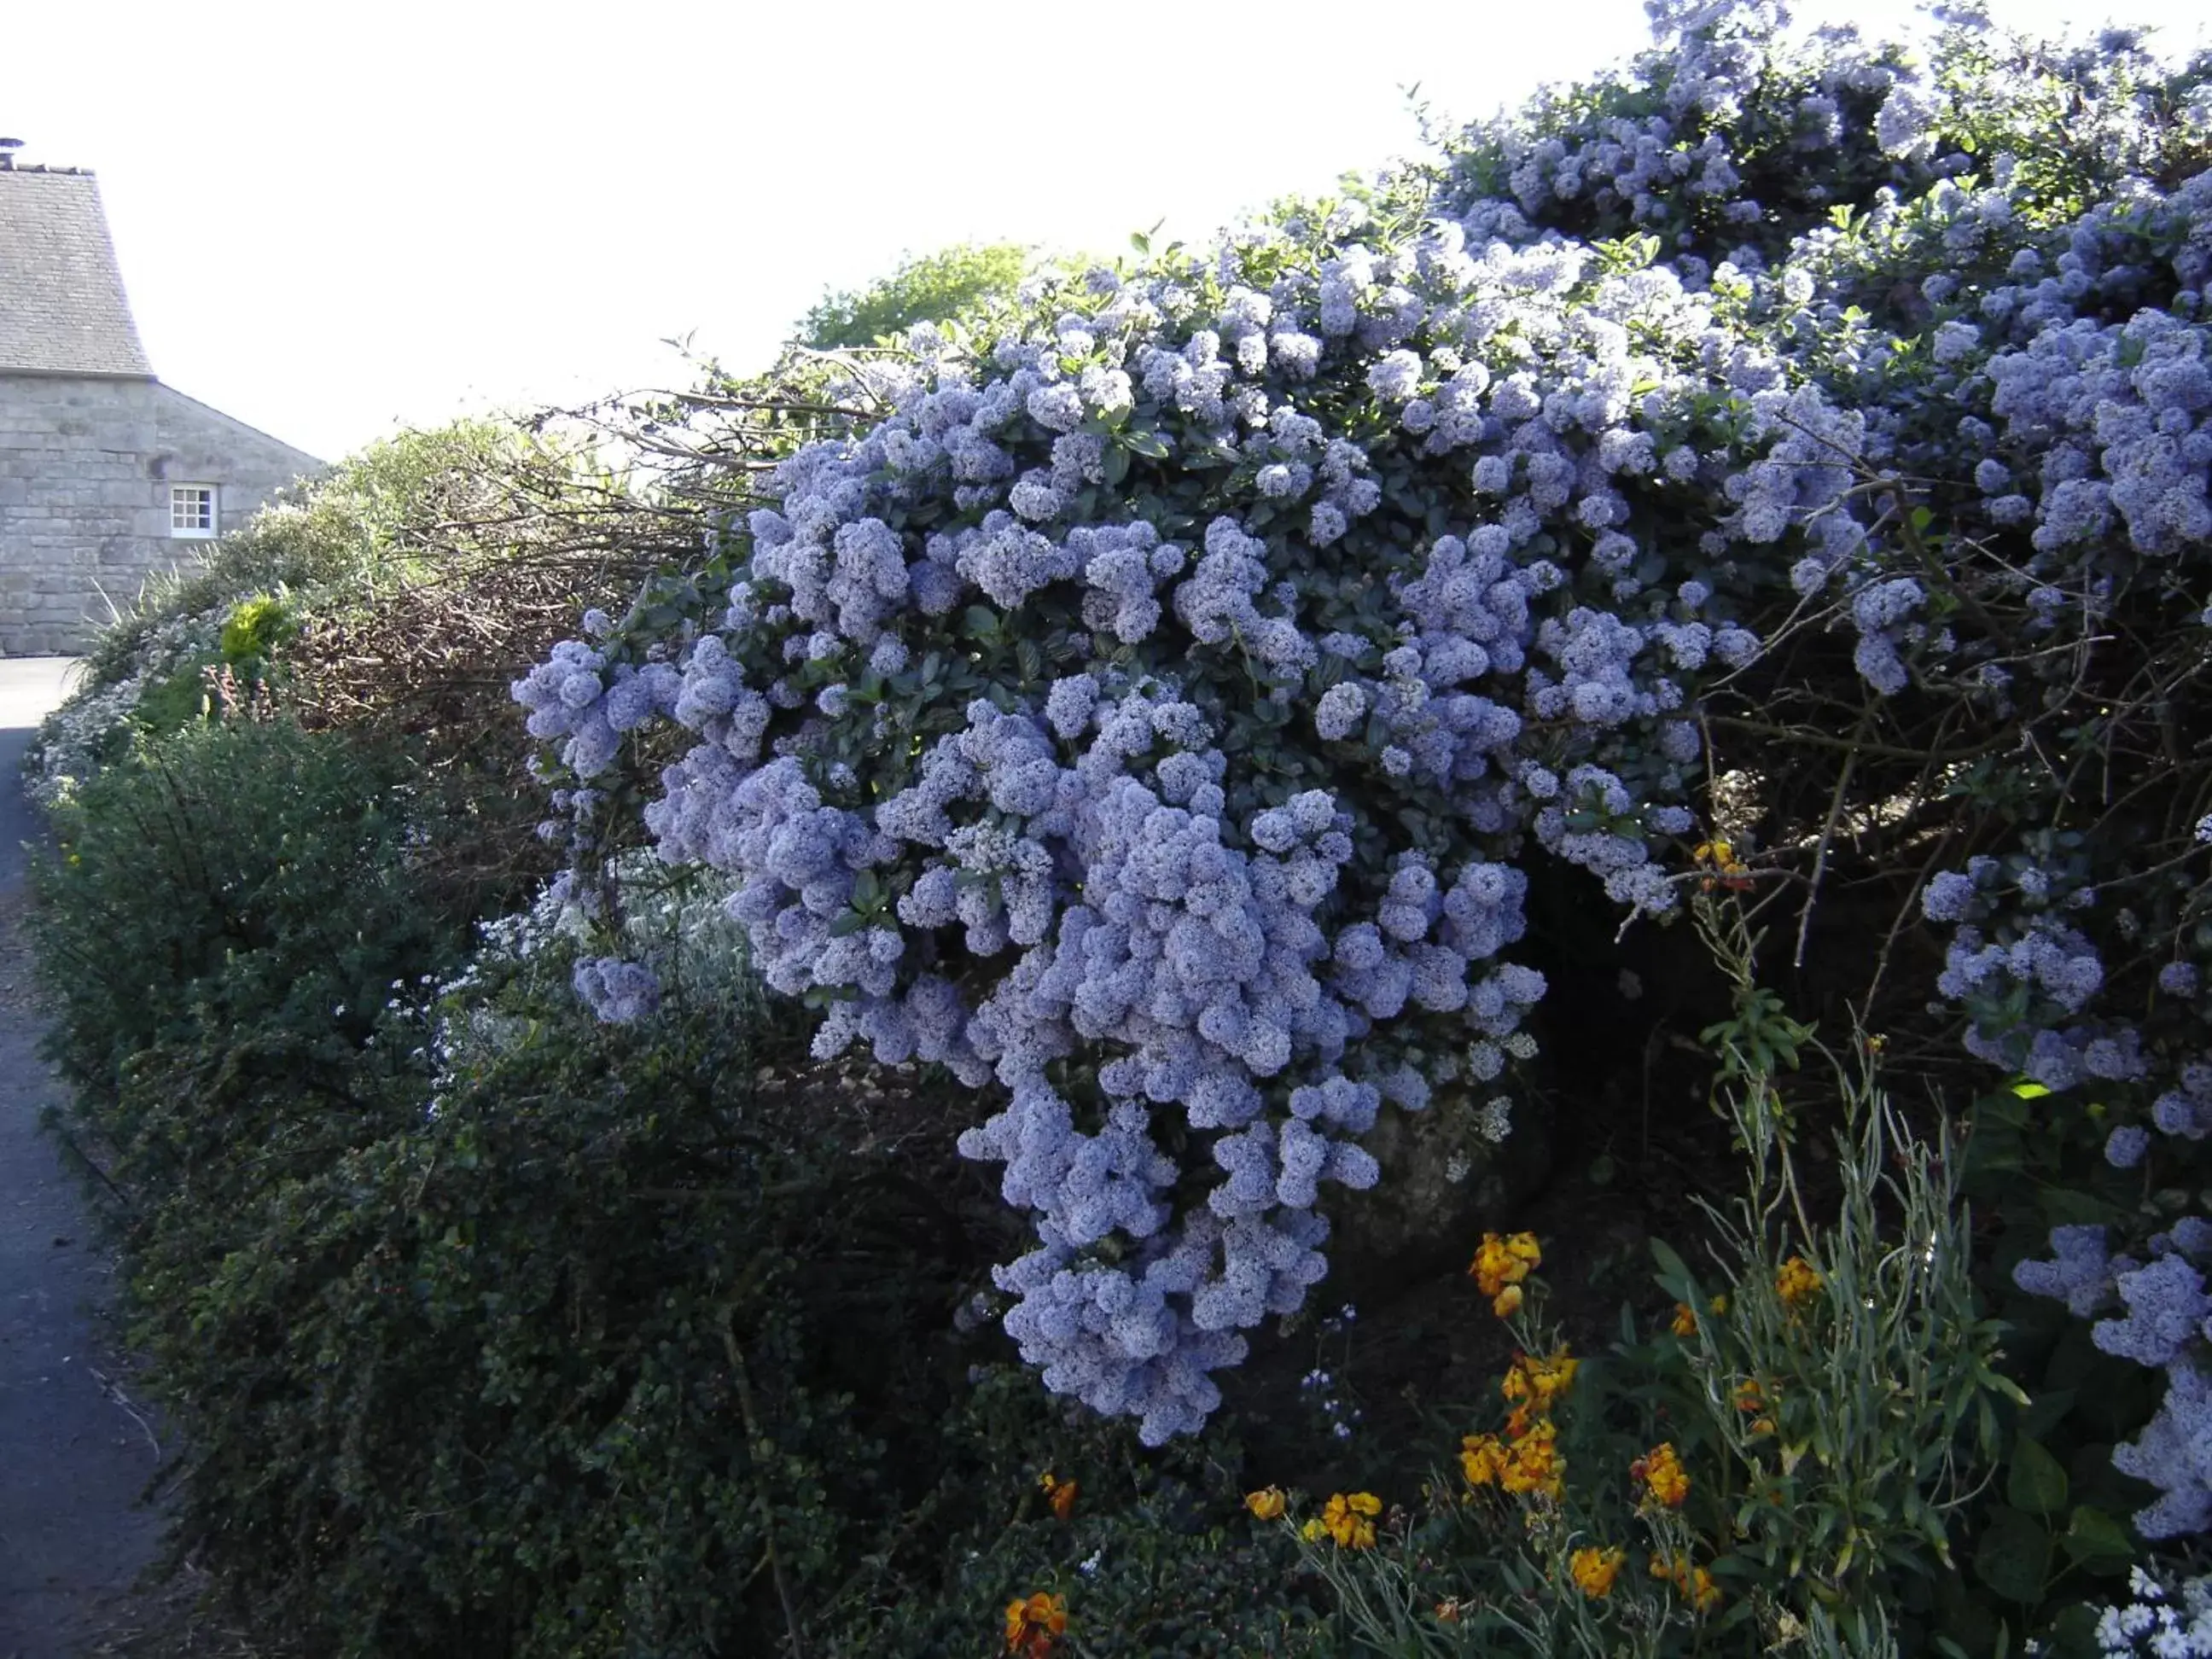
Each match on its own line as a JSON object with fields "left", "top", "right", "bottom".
{"left": 30, "top": 711, "right": 1336, "bottom": 1655}
{"left": 79, "top": 420, "right": 538, "bottom": 690}
{"left": 31, "top": 719, "right": 478, "bottom": 1105}
{"left": 32, "top": 418, "right": 642, "bottom": 814}
{"left": 217, "top": 591, "right": 300, "bottom": 670}
{"left": 796, "top": 242, "right": 1033, "bottom": 350}
{"left": 99, "top": 936, "right": 1342, "bottom": 1656}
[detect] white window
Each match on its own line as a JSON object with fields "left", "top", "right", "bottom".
{"left": 171, "top": 484, "right": 218, "bottom": 538}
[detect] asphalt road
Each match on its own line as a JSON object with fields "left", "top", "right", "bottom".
{"left": 0, "top": 658, "right": 165, "bottom": 1657}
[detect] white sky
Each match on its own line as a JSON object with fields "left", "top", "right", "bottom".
{"left": 7, "top": 0, "right": 2204, "bottom": 461}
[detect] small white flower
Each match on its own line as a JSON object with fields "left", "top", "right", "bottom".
{"left": 1476, "top": 1098, "right": 1513, "bottom": 1144}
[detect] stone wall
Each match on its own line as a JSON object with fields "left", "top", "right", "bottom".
{"left": 0, "top": 373, "right": 321, "bottom": 655}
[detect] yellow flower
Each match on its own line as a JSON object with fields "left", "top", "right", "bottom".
{"left": 1319, "top": 1490, "right": 1382, "bottom": 1550}
{"left": 1688, "top": 1565, "right": 1722, "bottom": 1611}
{"left": 1709, "top": 1293, "right": 1730, "bottom": 1316}
{"left": 1776, "top": 1255, "right": 1824, "bottom": 1309}
{"left": 1692, "top": 839, "right": 1754, "bottom": 890}
{"left": 1670, "top": 1301, "right": 1698, "bottom": 1337}
{"left": 1244, "top": 1486, "right": 1287, "bottom": 1521}
{"left": 1460, "top": 1432, "right": 1506, "bottom": 1488}
{"left": 1004, "top": 1591, "right": 1068, "bottom": 1656}
{"left": 1502, "top": 1348, "right": 1579, "bottom": 1413}
{"left": 1037, "top": 1470, "right": 1079, "bottom": 1520}
{"left": 1300, "top": 1516, "right": 1327, "bottom": 1543}
{"left": 1469, "top": 1231, "right": 1542, "bottom": 1298}
{"left": 1491, "top": 1283, "right": 1524, "bottom": 1318}
{"left": 1502, "top": 1348, "right": 1579, "bottom": 1440}
{"left": 1569, "top": 1545, "right": 1624, "bottom": 1599}
{"left": 1648, "top": 1551, "right": 1719, "bottom": 1610}
{"left": 1632, "top": 1442, "right": 1690, "bottom": 1508}
{"left": 1499, "top": 1418, "right": 1564, "bottom": 1499}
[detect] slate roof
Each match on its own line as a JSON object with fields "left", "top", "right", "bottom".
{"left": 0, "top": 166, "right": 154, "bottom": 377}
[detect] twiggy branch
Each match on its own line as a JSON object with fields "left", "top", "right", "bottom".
{"left": 720, "top": 1306, "right": 807, "bottom": 1659}
{"left": 1794, "top": 712, "right": 1866, "bottom": 970}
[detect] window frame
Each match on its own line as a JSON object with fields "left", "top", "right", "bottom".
{"left": 170, "top": 483, "right": 218, "bottom": 539}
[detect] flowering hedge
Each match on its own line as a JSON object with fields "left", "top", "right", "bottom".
{"left": 517, "top": 0, "right": 2212, "bottom": 1484}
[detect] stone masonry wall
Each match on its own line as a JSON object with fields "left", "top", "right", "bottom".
{"left": 0, "top": 374, "right": 321, "bottom": 655}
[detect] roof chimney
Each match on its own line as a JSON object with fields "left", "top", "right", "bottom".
{"left": 0, "top": 140, "right": 21, "bottom": 171}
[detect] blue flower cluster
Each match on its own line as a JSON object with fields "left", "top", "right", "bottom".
{"left": 2018, "top": 1220, "right": 2212, "bottom": 1537}
{"left": 515, "top": 0, "right": 2212, "bottom": 1450}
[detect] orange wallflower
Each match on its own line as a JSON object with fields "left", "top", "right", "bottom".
{"left": 1776, "top": 1255, "right": 1824, "bottom": 1310}
{"left": 1650, "top": 1552, "right": 1722, "bottom": 1612}
{"left": 1692, "top": 838, "right": 1755, "bottom": 892}
{"left": 1632, "top": 1442, "right": 1690, "bottom": 1507}
{"left": 1501, "top": 1348, "right": 1579, "bottom": 1437}
{"left": 1569, "top": 1545, "right": 1625, "bottom": 1599}
{"left": 1469, "top": 1232, "right": 1542, "bottom": 1301}
{"left": 1491, "top": 1283, "right": 1524, "bottom": 1318}
{"left": 1039, "top": 1471, "right": 1079, "bottom": 1521}
{"left": 1435, "top": 1597, "right": 1465, "bottom": 1623}
{"left": 1499, "top": 1418, "right": 1564, "bottom": 1499}
{"left": 1244, "top": 1486, "right": 1286, "bottom": 1521}
{"left": 1461, "top": 1432, "right": 1507, "bottom": 1488}
{"left": 1732, "top": 1377, "right": 1778, "bottom": 1435}
{"left": 1318, "top": 1490, "right": 1382, "bottom": 1550}
{"left": 1670, "top": 1301, "right": 1698, "bottom": 1337}
{"left": 1004, "top": 1592, "right": 1068, "bottom": 1656}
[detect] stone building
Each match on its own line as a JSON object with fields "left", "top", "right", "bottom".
{"left": 0, "top": 146, "right": 320, "bottom": 655}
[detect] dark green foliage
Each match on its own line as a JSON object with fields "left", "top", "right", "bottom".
{"left": 796, "top": 242, "right": 1032, "bottom": 349}
{"left": 120, "top": 960, "right": 879, "bottom": 1656}
{"left": 31, "top": 719, "right": 478, "bottom": 1109}
{"left": 28, "top": 715, "right": 1329, "bottom": 1656}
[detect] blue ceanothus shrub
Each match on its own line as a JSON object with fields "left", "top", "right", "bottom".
{"left": 515, "top": 1, "right": 2212, "bottom": 1454}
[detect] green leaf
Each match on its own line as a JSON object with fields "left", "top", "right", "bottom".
{"left": 1649, "top": 1237, "right": 1697, "bottom": 1303}
{"left": 2006, "top": 1437, "right": 2069, "bottom": 1517}
{"left": 2059, "top": 1505, "right": 2134, "bottom": 1575}
{"left": 1971, "top": 1508, "right": 2050, "bottom": 1604}
{"left": 2017, "top": 1387, "right": 2075, "bottom": 1441}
